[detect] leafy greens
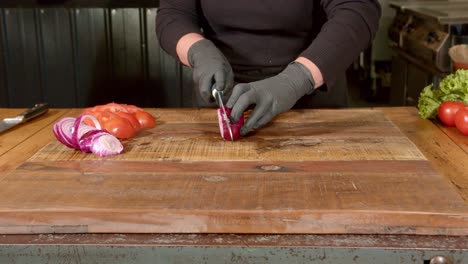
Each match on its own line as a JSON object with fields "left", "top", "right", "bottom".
{"left": 418, "top": 69, "right": 468, "bottom": 119}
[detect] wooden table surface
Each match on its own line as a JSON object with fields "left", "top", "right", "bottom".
{"left": 0, "top": 107, "right": 467, "bottom": 247}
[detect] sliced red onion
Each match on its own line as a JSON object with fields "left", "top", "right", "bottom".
{"left": 70, "top": 114, "right": 101, "bottom": 148}
{"left": 218, "top": 106, "right": 244, "bottom": 141}
{"left": 78, "top": 129, "right": 109, "bottom": 153}
{"left": 89, "top": 133, "right": 124, "bottom": 156}
{"left": 53, "top": 122, "right": 68, "bottom": 147}
{"left": 53, "top": 115, "right": 123, "bottom": 157}
{"left": 52, "top": 117, "right": 76, "bottom": 148}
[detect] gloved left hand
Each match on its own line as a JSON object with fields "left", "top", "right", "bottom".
{"left": 226, "top": 62, "right": 315, "bottom": 136}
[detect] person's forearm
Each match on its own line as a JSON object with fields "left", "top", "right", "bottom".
{"left": 299, "top": 0, "right": 381, "bottom": 88}
{"left": 176, "top": 33, "right": 205, "bottom": 66}
{"left": 156, "top": 0, "right": 203, "bottom": 60}
{"left": 295, "top": 57, "right": 324, "bottom": 89}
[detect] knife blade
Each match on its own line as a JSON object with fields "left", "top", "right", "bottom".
{"left": 0, "top": 103, "right": 49, "bottom": 134}
{"left": 212, "top": 87, "right": 234, "bottom": 141}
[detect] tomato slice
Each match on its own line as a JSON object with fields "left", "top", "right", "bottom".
{"left": 81, "top": 103, "right": 155, "bottom": 139}
{"left": 95, "top": 111, "right": 135, "bottom": 139}
{"left": 114, "top": 111, "right": 141, "bottom": 132}
{"left": 134, "top": 110, "right": 156, "bottom": 129}
{"left": 95, "top": 102, "right": 129, "bottom": 113}
{"left": 123, "top": 104, "right": 144, "bottom": 113}
{"left": 105, "top": 118, "right": 135, "bottom": 139}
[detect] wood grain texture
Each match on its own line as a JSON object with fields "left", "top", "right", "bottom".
{"left": 0, "top": 108, "right": 73, "bottom": 180}
{"left": 435, "top": 120, "right": 468, "bottom": 154}
{"left": 0, "top": 108, "right": 56, "bottom": 156}
{"left": 381, "top": 107, "right": 468, "bottom": 202}
{"left": 30, "top": 109, "right": 426, "bottom": 162}
{"left": 0, "top": 108, "right": 467, "bottom": 235}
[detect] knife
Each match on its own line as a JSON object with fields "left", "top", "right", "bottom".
{"left": 212, "top": 86, "right": 234, "bottom": 141}
{"left": 0, "top": 103, "right": 49, "bottom": 134}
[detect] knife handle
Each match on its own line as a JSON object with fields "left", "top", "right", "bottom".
{"left": 211, "top": 84, "right": 223, "bottom": 107}
{"left": 19, "top": 103, "right": 49, "bottom": 122}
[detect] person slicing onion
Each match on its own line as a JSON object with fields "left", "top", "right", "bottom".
{"left": 156, "top": 0, "right": 381, "bottom": 136}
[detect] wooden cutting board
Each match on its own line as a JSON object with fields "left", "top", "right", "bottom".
{"left": 1, "top": 108, "right": 467, "bottom": 235}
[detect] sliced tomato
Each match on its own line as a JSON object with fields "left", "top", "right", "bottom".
{"left": 105, "top": 118, "right": 135, "bottom": 139}
{"left": 123, "top": 104, "right": 144, "bottom": 113}
{"left": 134, "top": 110, "right": 156, "bottom": 129}
{"left": 95, "top": 111, "right": 135, "bottom": 139}
{"left": 81, "top": 103, "right": 155, "bottom": 139}
{"left": 95, "top": 102, "right": 129, "bottom": 113}
{"left": 114, "top": 111, "right": 141, "bottom": 132}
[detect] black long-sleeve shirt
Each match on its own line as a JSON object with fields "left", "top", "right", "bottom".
{"left": 156, "top": 0, "right": 381, "bottom": 89}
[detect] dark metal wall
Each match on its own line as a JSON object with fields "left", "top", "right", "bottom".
{"left": 0, "top": 4, "right": 193, "bottom": 108}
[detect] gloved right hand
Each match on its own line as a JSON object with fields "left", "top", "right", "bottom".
{"left": 188, "top": 39, "right": 234, "bottom": 105}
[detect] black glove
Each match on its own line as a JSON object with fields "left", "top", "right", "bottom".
{"left": 226, "top": 62, "right": 315, "bottom": 135}
{"left": 188, "top": 39, "right": 234, "bottom": 105}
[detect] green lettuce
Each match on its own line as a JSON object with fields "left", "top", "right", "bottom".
{"left": 418, "top": 69, "right": 468, "bottom": 119}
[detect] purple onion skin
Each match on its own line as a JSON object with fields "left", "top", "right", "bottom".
{"left": 53, "top": 116, "right": 123, "bottom": 157}
{"left": 78, "top": 130, "right": 109, "bottom": 153}
{"left": 218, "top": 106, "right": 244, "bottom": 141}
{"left": 53, "top": 117, "right": 77, "bottom": 148}
{"left": 90, "top": 134, "right": 124, "bottom": 157}
{"left": 71, "top": 114, "right": 101, "bottom": 149}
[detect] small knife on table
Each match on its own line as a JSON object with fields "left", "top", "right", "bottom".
{"left": 0, "top": 103, "right": 49, "bottom": 134}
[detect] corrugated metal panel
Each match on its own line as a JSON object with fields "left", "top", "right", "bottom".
{"left": 0, "top": 6, "right": 192, "bottom": 108}
{"left": 0, "top": 9, "right": 9, "bottom": 107}
{"left": 150, "top": 8, "right": 183, "bottom": 108}
{"left": 147, "top": 7, "right": 180, "bottom": 108}
{"left": 38, "top": 8, "right": 76, "bottom": 107}
{"left": 109, "top": 8, "right": 145, "bottom": 105}
{"left": 72, "top": 8, "right": 110, "bottom": 107}
{"left": 1, "top": 8, "right": 43, "bottom": 107}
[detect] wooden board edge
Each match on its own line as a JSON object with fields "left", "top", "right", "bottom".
{"left": 0, "top": 210, "right": 467, "bottom": 236}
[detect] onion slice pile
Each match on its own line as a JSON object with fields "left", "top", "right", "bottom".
{"left": 53, "top": 114, "right": 123, "bottom": 157}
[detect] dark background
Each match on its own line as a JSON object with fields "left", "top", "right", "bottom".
{"left": 0, "top": 0, "right": 197, "bottom": 108}
{"left": 0, "top": 0, "right": 386, "bottom": 108}
{"left": 1, "top": 0, "right": 159, "bottom": 7}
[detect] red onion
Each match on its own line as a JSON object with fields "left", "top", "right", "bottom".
{"left": 52, "top": 114, "right": 123, "bottom": 157}
{"left": 78, "top": 129, "right": 108, "bottom": 153}
{"left": 89, "top": 133, "right": 124, "bottom": 156}
{"left": 218, "top": 106, "right": 244, "bottom": 141}
{"left": 71, "top": 114, "right": 101, "bottom": 148}
{"left": 52, "top": 117, "right": 76, "bottom": 148}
